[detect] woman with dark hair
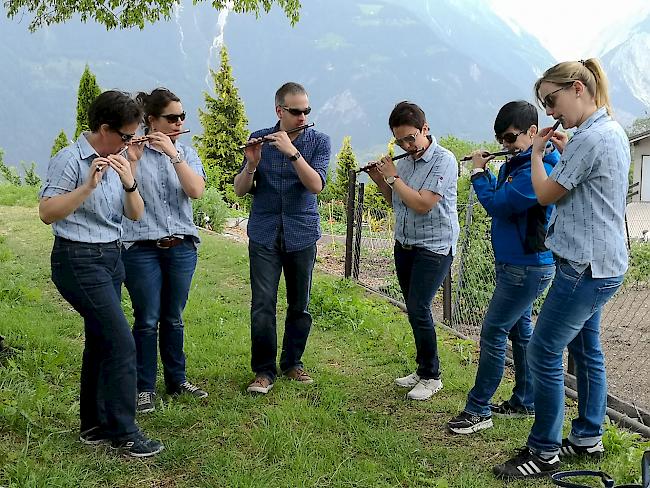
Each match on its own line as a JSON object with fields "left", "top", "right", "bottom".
{"left": 39, "top": 90, "right": 163, "bottom": 457}
{"left": 122, "top": 88, "right": 207, "bottom": 414}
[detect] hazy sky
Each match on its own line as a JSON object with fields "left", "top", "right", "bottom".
{"left": 490, "top": 0, "right": 650, "bottom": 60}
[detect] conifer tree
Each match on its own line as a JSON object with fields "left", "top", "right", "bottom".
{"left": 51, "top": 130, "right": 70, "bottom": 157}
{"left": 330, "top": 136, "right": 357, "bottom": 203}
{"left": 75, "top": 66, "right": 102, "bottom": 139}
{"left": 194, "top": 45, "right": 248, "bottom": 203}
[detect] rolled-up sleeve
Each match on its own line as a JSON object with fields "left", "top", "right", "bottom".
{"left": 550, "top": 133, "right": 599, "bottom": 190}
{"left": 39, "top": 149, "right": 80, "bottom": 198}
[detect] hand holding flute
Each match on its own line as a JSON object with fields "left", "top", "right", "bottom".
{"left": 356, "top": 148, "right": 423, "bottom": 174}
{"left": 533, "top": 119, "right": 564, "bottom": 156}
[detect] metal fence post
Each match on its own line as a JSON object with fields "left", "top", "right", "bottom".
{"left": 352, "top": 183, "right": 365, "bottom": 280}
{"left": 443, "top": 271, "right": 452, "bottom": 325}
{"left": 344, "top": 170, "right": 357, "bottom": 278}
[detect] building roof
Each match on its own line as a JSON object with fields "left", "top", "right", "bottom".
{"left": 630, "top": 129, "right": 650, "bottom": 144}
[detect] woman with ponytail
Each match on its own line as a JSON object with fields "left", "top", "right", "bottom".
{"left": 494, "top": 59, "right": 630, "bottom": 479}
{"left": 122, "top": 88, "right": 208, "bottom": 414}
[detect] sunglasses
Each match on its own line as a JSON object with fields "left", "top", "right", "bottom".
{"left": 282, "top": 106, "right": 312, "bottom": 116}
{"left": 395, "top": 130, "right": 420, "bottom": 147}
{"left": 496, "top": 130, "right": 525, "bottom": 144}
{"left": 160, "top": 112, "right": 186, "bottom": 123}
{"left": 541, "top": 84, "right": 573, "bottom": 109}
{"left": 114, "top": 128, "right": 136, "bottom": 143}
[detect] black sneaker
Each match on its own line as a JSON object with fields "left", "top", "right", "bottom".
{"left": 447, "top": 411, "right": 493, "bottom": 434}
{"left": 559, "top": 437, "right": 605, "bottom": 458}
{"left": 136, "top": 391, "right": 156, "bottom": 413}
{"left": 493, "top": 447, "right": 560, "bottom": 479}
{"left": 79, "top": 426, "right": 110, "bottom": 446}
{"left": 490, "top": 400, "right": 535, "bottom": 418}
{"left": 111, "top": 432, "right": 164, "bottom": 458}
{"left": 169, "top": 381, "right": 208, "bottom": 399}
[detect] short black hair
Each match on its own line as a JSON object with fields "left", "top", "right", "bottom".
{"left": 88, "top": 90, "right": 142, "bottom": 132}
{"left": 494, "top": 101, "right": 538, "bottom": 136}
{"left": 388, "top": 101, "right": 426, "bottom": 130}
{"left": 135, "top": 87, "right": 181, "bottom": 127}
{"left": 275, "top": 82, "right": 307, "bottom": 106}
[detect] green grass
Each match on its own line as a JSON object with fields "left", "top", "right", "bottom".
{"left": 0, "top": 202, "right": 648, "bottom": 487}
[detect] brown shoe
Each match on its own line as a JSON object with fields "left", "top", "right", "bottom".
{"left": 247, "top": 375, "right": 273, "bottom": 394}
{"left": 285, "top": 367, "right": 314, "bottom": 384}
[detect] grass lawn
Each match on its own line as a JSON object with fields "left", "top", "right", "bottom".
{"left": 0, "top": 196, "right": 647, "bottom": 487}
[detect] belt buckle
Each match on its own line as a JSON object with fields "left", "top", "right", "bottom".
{"left": 402, "top": 243, "right": 413, "bottom": 250}
{"left": 156, "top": 237, "right": 174, "bottom": 249}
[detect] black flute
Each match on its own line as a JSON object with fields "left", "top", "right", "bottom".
{"left": 239, "top": 123, "right": 315, "bottom": 150}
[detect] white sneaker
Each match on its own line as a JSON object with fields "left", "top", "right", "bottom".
{"left": 395, "top": 372, "right": 420, "bottom": 388}
{"left": 406, "top": 379, "right": 443, "bottom": 400}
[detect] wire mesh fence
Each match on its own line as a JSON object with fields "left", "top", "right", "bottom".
{"left": 342, "top": 171, "right": 650, "bottom": 432}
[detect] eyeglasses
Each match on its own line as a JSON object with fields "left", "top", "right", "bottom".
{"left": 160, "top": 112, "right": 186, "bottom": 123}
{"left": 114, "top": 128, "right": 136, "bottom": 142}
{"left": 496, "top": 130, "right": 525, "bottom": 144}
{"left": 282, "top": 106, "right": 312, "bottom": 116}
{"left": 394, "top": 130, "right": 420, "bottom": 147}
{"left": 541, "top": 84, "right": 573, "bottom": 109}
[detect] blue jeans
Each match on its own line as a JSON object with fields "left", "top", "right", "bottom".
{"left": 464, "top": 263, "right": 555, "bottom": 417}
{"left": 50, "top": 237, "right": 138, "bottom": 440}
{"left": 527, "top": 261, "right": 623, "bottom": 457}
{"left": 122, "top": 239, "right": 197, "bottom": 393}
{"left": 249, "top": 236, "right": 317, "bottom": 382}
{"left": 394, "top": 243, "right": 453, "bottom": 380}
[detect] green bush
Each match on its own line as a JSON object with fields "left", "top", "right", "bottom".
{"left": 626, "top": 242, "right": 650, "bottom": 284}
{"left": 0, "top": 184, "right": 39, "bottom": 207}
{"left": 192, "top": 187, "right": 228, "bottom": 233}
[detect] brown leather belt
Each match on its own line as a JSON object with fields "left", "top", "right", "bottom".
{"left": 138, "top": 236, "right": 186, "bottom": 249}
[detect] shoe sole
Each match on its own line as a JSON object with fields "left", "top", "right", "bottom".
{"left": 113, "top": 445, "right": 165, "bottom": 458}
{"left": 406, "top": 383, "right": 443, "bottom": 400}
{"left": 558, "top": 446, "right": 605, "bottom": 459}
{"left": 79, "top": 437, "right": 110, "bottom": 446}
{"left": 137, "top": 407, "right": 156, "bottom": 414}
{"left": 395, "top": 381, "right": 419, "bottom": 388}
{"left": 492, "top": 411, "right": 535, "bottom": 419}
{"left": 247, "top": 383, "right": 274, "bottom": 394}
{"left": 447, "top": 418, "right": 494, "bottom": 435}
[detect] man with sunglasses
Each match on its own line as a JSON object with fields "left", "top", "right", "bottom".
{"left": 234, "top": 82, "right": 331, "bottom": 395}
{"left": 447, "top": 101, "right": 559, "bottom": 435}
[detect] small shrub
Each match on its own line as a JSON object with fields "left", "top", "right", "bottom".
{"left": 192, "top": 187, "right": 228, "bottom": 233}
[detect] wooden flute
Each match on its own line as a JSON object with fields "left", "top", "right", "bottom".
{"left": 355, "top": 147, "right": 423, "bottom": 174}
{"left": 239, "top": 123, "right": 315, "bottom": 150}
{"left": 129, "top": 129, "right": 191, "bottom": 144}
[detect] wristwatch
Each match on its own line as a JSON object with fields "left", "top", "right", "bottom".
{"left": 288, "top": 150, "right": 301, "bottom": 162}
{"left": 470, "top": 167, "right": 485, "bottom": 177}
{"left": 385, "top": 175, "right": 400, "bottom": 186}
{"left": 170, "top": 153, "right": 183, "bottom": 165}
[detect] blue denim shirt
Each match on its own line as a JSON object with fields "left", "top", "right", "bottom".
{"left": 547, "top": 107, "right": 630, "bottom": 278}
{"left": 244, "top": 123, "right": 331, "bottom": 252}
{"left": 122, "top": 141, "right": 206, "bottom": 244}
{"left": 39, "top": 133, "right": 126, "bottom": 243}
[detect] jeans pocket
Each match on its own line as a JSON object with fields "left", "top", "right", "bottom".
{"left": 501, "top": 264, "right": 526, "bottom": 286}
{"left": 592, "top": 278, "right": 623, "bottom": 312}
{"left": 557, "top": 261, "right": 583, "bottom": 281}
{"left": 70, "top": 245, "right": 103, "bottom": 261}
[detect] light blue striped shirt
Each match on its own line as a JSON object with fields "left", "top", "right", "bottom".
{"left": 39, "top": 133, "right": 126, "bottom": 243}
{"left": 547, "top": 107, "right": 630, "bottom": 278}
{"left": 393, "top": 136, "right": 460, "bottom": 255}
{"left": 122, "top": 141, "right": 206, "bottom": 243}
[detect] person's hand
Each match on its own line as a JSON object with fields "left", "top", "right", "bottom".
{"left": 107, "top": 154, "right": 135, "bottom": 189}
{"left": 549, "top": 130, "right": 568, "bottom": 154}
{"left": 364, "top": 162, "right": 383, "bottom": 183}
{"left": 265, "top": 131, "right": 296, "bottom": 157}
{"left": 243, "top": 138, "right": 263, "bottom": 169}
{"left": 467, "top": 150, "right": 494, "bottom": 169}
{"left": 376, "top": 155, "right": 397, "bottom": 178}
{"left": 146, "top": 131, "right": 177, "bottom": 158}
{"left": 85, "top": 157, "right": 110, "bottom": 190}
{"left": 533, "top": 126, "right": 555, "bottom": 156}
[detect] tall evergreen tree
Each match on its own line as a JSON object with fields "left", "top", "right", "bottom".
{"left": 75, "top": 66, "right": 102, "bottom": 139}
{"left": 194, "top": 45, "right": 248, "bottom": 203}
{"left": 330, "top": 136, "right": 357, "bottom": 203}
{"left": 51, "top": 130, "right": 70, "bottom": 157}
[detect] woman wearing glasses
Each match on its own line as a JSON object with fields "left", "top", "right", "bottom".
{"left": 494, "top": 59, "right": 630, "bottom": 479}
{"left": 122, "top": 88, "right": 207, "bottom": 414}
{"left": 367, "top": 101, "right": 459, "bottom": 401}
{"left": 39, "top": 90, "right": 163, "bottom": 457}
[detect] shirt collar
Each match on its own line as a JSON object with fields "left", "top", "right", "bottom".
{"left": 77, "top": 132, "right": 101, "bottom": 161}
{"left": 575, "top": 106, "right": 608, "bottom": 134}
{"left": 412, "top": 135, "right": 437, "bottom": 163}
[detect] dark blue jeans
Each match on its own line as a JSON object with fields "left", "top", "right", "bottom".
{"left": 122, "top": 239, "right": 197, "bottom": 393}
{"left": 394, "top": 242, "right": 453, "bottom": 380}
{"left": 464, "top": 262, "right": 555, "bottom": 417}
{"left": 50, "top": 237, "right": 138, "bottom": 440}
{"left": 527, "top": 262, "right": 623, "bottom": 457}
{"left": 248, "top": 237, "right": 317, "bottom": 382}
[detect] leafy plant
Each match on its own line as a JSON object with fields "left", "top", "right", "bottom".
{"left": 192, "top": 187, "right": 229, "bottom": 233}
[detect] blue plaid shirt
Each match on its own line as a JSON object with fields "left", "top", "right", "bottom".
{"left": 243, "top": 123, "right": 331, "bottom": 252}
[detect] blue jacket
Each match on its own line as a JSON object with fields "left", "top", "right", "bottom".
{"left": 471, "top": 145, "right": 560, "bottom": 266}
